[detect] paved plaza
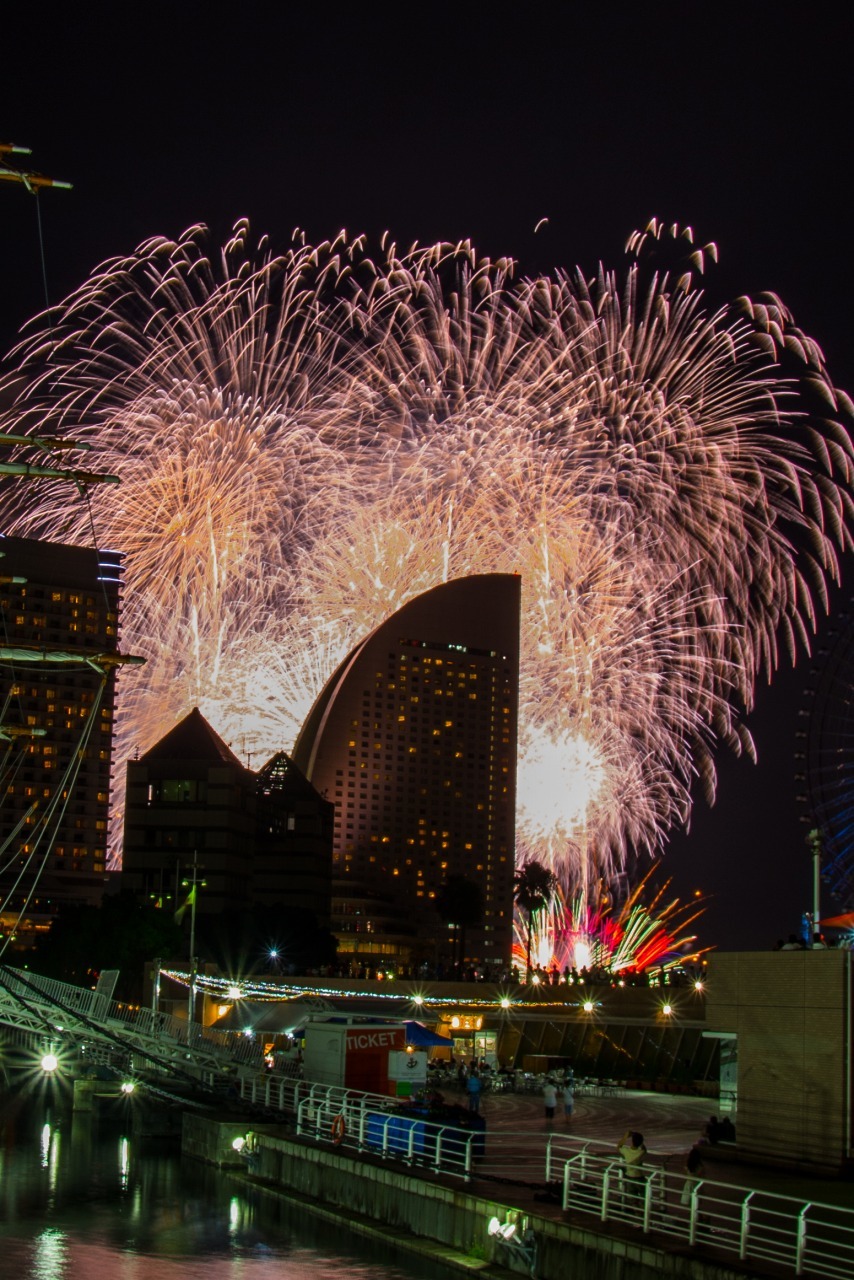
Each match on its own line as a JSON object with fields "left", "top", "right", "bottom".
{"left": 461, "top": 1083, "right": 853, "bottom": 1210}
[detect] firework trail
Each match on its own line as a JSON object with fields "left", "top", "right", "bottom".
{"left": 2, "top": 219, "right": 853, "bottom": 893}
{"left": 511, "top": 872, "right": 707, "bottom": 975}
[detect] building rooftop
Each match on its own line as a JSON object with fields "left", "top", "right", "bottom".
{"left": 139, "top": 706, "right": 246, "bottom": 768}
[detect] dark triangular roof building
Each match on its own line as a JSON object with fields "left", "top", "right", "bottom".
{"left": 139, "top": 706, "right": 246, "bottom": 769}
{"left": 122, "top": 711, "right": 331, "bottom": 925}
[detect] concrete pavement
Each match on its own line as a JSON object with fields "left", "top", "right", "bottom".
{"left": 468, "top": 1082, "right": 854, "bottom": 1210}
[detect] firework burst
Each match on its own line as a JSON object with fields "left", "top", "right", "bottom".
{"left": 511, "top": 872, "right": 707, "bottom": 975}
{"left": 2, "top": 220, "right": 853, "bottom": 894}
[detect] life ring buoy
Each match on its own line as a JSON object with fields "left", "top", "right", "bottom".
{"left": 331, "top": 1114, "right": 346, "bottom": 1145}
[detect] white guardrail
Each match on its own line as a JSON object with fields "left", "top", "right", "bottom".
{"left": 0, "top": 967, "right": 267, "bottom": 1073}
{"left": 237, "top": 1076, "right": 854, "bottom": 1280}
{"left": 558, "top": 1148, "right": 854, "bottom": 1279}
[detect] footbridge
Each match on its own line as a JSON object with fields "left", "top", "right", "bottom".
{"left": 0, "top": 965, "right": 268, "bottom": 1090}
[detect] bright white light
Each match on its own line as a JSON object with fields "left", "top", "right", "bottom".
{"left": 574, "top": 940, "right": 591, "bottom": 970}
{"left": 232, "top": 1136, "right": 246, "bottom": 1151}
{"left": 533, "top": 932, "right": 553, "bottom": 968}
{"left": 412, "top": 995, "right": 423, "bottom": 1006}
{"left": 487, "top": 1216, "right": 502, "bottom": 1237}
{"left": 121, "top": 1080, "right": 135, "bottom": 1094}
{"left": 40, "top": 1053, "right": 58, "bottom": 1073}
{"left": 662, "top": 1003, "right": 673, "bottom": 1016}
{"left": 517, "top": 728, "right": 608, "bottom": 845}
{"left": 500, "top": 997, "right": 512, "bottom": 1010}
{"left": 582, "top": 1000, "right": 594, "bottom": 1013}
{"left": 33, "top": 1227, "right": 68, "bottom": 1278}
{"left": 227, "top": 985, "right": 242, "bottom": 1000}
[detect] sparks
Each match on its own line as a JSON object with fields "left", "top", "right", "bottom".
{"left": 2, "top": 220, "right": 852, "bottom": 898}
{"left": 512, "top": 872, "right": 707, "bottom": 975}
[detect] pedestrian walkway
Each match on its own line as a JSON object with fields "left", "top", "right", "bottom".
{"left": 470, "top": 1083, "right": 853, "bottom": 1211}
{"left": 257, "top": 1078, "right": 854, "bottom": 1279}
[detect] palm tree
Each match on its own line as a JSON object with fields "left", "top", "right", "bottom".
{"left": 513, "top": 859, "right": 558, "bottom": 979}
{"left": 435, "top": 875, "right": 484, "bottom": 976}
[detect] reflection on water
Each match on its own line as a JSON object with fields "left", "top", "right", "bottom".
{"left": 0, "top": 1094, "right": 446, "bottom": 1280}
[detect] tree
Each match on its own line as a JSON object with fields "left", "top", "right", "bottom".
{"left": 32, "top": 891, "right": 184, "bottom": 1002}
{"left": 513, "top": 860, "right": 558, "bottom": 978}
{"left": 196, "top": 903, "right": 338, "bottom": 975}
{"left": 435, "top": 875, "right": 484, "bottom": 976}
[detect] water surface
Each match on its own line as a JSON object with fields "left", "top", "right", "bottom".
{"left": 0, "top": 1096, "right": 449, "bottom": 1279}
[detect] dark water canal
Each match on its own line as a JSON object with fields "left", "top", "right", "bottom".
{"left": 0, "top": 1092, "right": 451, "bottom": 1280}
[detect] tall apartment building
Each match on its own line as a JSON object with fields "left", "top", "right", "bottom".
{"left": 0, "top": 534, "right": 123, "bottom": 941}
{"left": 293, "top": 574, "right": 521, "bottom": 969}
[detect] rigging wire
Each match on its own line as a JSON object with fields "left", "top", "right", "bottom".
{"left": 0, "top": 673, "right": 108, "bottom": 957}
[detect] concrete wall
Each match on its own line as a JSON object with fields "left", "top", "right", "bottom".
{"left": 706, "top": 951, "right": 852, "bottom": 1168}
{"left": 183, "top": 1113, "right": 760, "bottom": 1280}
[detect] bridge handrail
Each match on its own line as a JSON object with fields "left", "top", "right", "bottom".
{"left": 1, "top": 967, "right": 267, "bottom": 1072}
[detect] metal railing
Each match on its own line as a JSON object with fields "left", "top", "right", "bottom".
{"left": 240, "top": 1074, "right": 854, "bottom": 1279}
{"left": 298, "top": 1088, "right": 478, "bottom": 1179}
{"left": 238, "top": 1077, "right": 480, "bottom": 1179}
{"left": 559, "top": 1148, "right": 854, "bottom": 1279}
{"left": 0, "top": 967, "right": 267, "bottom": 1078}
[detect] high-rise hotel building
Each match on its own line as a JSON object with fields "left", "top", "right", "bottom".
{"left": 293, "top": 574, "right": 520, "bottom": 968}
{"left": 0, "top": 535, "right": 123, "bottom": 940}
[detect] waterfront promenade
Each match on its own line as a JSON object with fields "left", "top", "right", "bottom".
{"left": 452, "top": 1082, "right": 854, "bottom": 1210}
{"left": 219, "top": 1078, "right": 854, "bottom": 1280}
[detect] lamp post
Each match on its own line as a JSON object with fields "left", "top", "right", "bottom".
{"left": 807, "top": 829, "right": 822, "bottom": 945}
{"left": 180, "top": 854, "right": 206, "bottom": 1038}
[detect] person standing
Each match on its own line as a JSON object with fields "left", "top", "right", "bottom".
{"left": 617, "top": 1130, "right": 646, "bottom": 1203}
{"left": 561, "top": 1077, "right": 574, "bottom": 1123}
{"left": 466, "top": 1070, "right": 482, "bottom": 1113}
{"left": 681, "top": 1144, "right": 706, "bottom": 1208}
{"left": 543, "top": 1079, "right": 557, "bottom": 1120}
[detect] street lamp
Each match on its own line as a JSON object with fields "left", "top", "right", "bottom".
{"left": 179, "top": 854, "right": 206, "bottom": 1037}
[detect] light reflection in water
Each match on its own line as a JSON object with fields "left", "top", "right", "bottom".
{"left": 40, "top": 1123, "right": 51, "bottom": 1168}
{"left": 48, "top": 1128, "right": 60, "bottom": 1194}
{"left": 0, "top": 1100, "right": 453, "bottom": 1280}
{"left": 228, "top": 1195, "right": 240, "bottom": 1236}
{"left": 32, "top": 1227, "right": 68, "bottom": 1280}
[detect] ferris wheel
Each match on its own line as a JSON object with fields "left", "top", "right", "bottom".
{"left": 799, "top": 600, "right": 854, "bottom": 911}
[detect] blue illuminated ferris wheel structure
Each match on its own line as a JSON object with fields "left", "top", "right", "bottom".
{"left": 799, "top": 600, "right": 854, "bottom": 911}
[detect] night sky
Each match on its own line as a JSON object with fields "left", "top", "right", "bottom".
{"left": 3, "top": 6, "right": 852, "bottom": 951}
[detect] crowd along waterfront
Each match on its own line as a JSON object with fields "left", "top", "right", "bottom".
{"left": 0, "top": 1092, "right": 458, "bottom": 1280}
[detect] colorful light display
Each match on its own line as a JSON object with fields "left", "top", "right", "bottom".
{"left": 2, "top": 221, "right": 852, "bottom": 898}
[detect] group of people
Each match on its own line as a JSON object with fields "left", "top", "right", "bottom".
{"left": 774, "top": 933, "right": 839, "bottom": 950}
{"left": 615, "top": 1117, "right": 735, "bottom": 1210}
{"left": 617, "top": 1131, "right": 704, "bottom": 1209}
{"left": 542, "top": 1076, "right": 575, "bottom": 1122}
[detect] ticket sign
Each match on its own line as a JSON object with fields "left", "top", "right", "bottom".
{"left": 344, "top": 1025, "right": 406, "bottom": 1094}
{"left": 345, "top": 1028, "right": 406, "bottom": 1053}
